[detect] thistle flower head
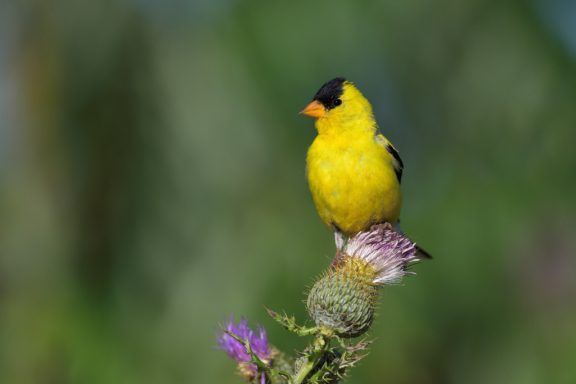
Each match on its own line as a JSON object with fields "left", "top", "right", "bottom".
{"left": 340, "top": 223, "right": 419, "bottom": 285}
{"left": 307, "top": 224, "right": 419, "bottom": 337}
{"left": 218, "top": 317, "right": 271, "bottom": 383}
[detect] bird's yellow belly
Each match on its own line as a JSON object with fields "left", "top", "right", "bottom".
{"left": 307, "top": 138, "right": 401, "bottom": 236}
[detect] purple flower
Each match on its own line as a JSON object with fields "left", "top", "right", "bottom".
{"left": 218, "top": 317, "right": 271, "bottom": 383}
{"left": 341, "top": 223, "right": 419, "bottom": 285}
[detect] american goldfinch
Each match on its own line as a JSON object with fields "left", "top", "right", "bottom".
{"left": 302, "top": 77, "right": 430, "bottom": 257}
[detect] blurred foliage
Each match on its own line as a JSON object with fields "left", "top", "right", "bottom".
{"left": 1, "top": 0, "right": 575, "bottom": 383}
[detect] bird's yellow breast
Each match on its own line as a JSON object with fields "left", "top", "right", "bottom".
{"left": 306, "top": 131, "right": 401, "bottom": 236}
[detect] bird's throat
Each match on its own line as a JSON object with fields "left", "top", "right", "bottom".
{"left": 315, "top": 115, "right": 376, "bottom": 137}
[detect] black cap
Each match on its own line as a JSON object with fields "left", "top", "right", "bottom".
{"left": 313, "top": 77, "right": 346, "bottom": 110}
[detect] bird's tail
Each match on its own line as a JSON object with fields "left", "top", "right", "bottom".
{"left": 394, "top": 221, "right": 432, "bottom": 259}
{"left": 415, "top": 245, "right": 433, "bottom": 259}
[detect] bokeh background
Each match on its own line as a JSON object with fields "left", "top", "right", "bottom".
{"left": 1, "top": 0, "right": 576, "bottom": 383}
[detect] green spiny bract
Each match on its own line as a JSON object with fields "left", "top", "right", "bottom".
{"left": 269, "top": 349, "right": 293, "bottom": 384}
{"left": 307, "top": 257, "right": 378, "bottom": 338}
{"left": 294, "top": 348, "right": 344, "bottom": 384}
{"left": 293, "top": 338, "right": 371, "bottom": 384}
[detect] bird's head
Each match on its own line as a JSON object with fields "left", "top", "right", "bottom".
{"left": 301, "top": 77, "right": 375, "bottom": 134}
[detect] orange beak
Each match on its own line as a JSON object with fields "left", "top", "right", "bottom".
{"left": 300, "top": 100, "right": 326, "bottom": 118}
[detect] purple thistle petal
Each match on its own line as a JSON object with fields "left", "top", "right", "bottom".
{"left": 217, "top": 317, "right": 271, "bottom": 367}
{"left": 342, "top": 223, "right": 419, "bottom": 285}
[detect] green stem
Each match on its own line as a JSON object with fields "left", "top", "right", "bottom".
{"left": 293, "top": 334, "right": 329, "bottom": 384}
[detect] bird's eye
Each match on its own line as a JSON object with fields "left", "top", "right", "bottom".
{"left": 333, "top": 98, "right": 342, "bottom": 106}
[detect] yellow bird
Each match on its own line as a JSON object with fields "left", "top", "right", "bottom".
{"left": 302, "top": 77, "right": 430, "bottom": 256}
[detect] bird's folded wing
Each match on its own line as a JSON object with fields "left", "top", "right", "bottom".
{"left": 375, "top": 134, "right": 403, "bottom": 183}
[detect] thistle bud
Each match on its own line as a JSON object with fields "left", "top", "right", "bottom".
{"left": 306, "top": 224, "right": 419, "bottom": 338}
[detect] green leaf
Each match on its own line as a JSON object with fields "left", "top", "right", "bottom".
{"left": 266, "top": 308, "right": 319, "bottom": 337}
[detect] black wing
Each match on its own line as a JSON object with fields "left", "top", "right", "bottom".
{"left": 385, "top": 143, "right": 404, "bottom": 183}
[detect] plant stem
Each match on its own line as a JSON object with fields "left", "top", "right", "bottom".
{"left": 293, "top": 334, "right": 329, "bottom": 384}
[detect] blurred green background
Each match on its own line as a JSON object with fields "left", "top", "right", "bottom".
{"left": 1, "top": 0, "right": 576, "bottom": 383}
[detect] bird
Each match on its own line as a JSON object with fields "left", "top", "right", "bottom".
{"left": 301, "top": 77, "right": 430, "bottom": 257}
